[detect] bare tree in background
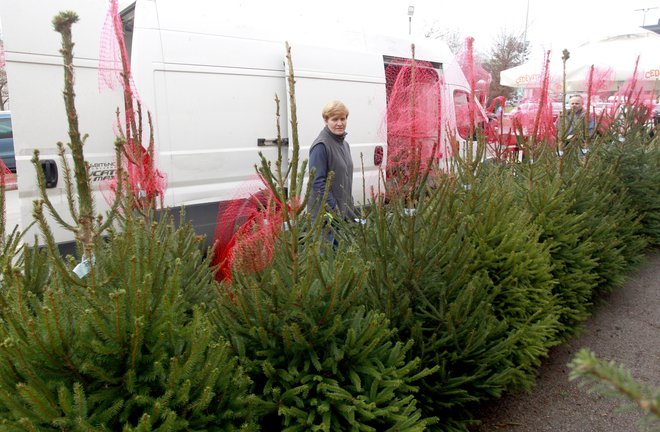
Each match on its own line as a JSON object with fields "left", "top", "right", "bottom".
{"left": 424, "top": 23, "right": 463, "bottom": 55}
{"left": 483, "top": 30, "right": 530, "bottom": 101}
{"left": 0, "top": 41, "right": 8, "bottom": 111}
{"left": 0, "top": 68, "right": 8, "bottom": 111}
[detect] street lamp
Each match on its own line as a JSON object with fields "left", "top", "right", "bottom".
{"left": 408, "top": 6, "right": 415, "bottom": 36}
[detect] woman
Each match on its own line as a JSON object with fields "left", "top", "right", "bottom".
{"left": 307, "top": 100, "right": 356, "bottom": 222}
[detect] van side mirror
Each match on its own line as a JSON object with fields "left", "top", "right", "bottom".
{"left": 40, "top": 159, "right": 58, "bottom": 188}
{"left": 374, "top": 145, "right": 383, "bottom": 166}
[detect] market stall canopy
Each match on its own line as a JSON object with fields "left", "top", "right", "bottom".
{"left": 500, "top": 29, "right": 660, "bottom": 91}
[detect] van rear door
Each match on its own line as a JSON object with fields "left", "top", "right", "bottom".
{"left": 0, "top": 0, "right": 123, "bottom": 245}
{"left": 283, "top": 43, "right": 386, "bottom": 205}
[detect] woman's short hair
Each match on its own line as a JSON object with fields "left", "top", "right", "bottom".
{"left": 322, "top": 100, "right": 349, "bottom": 120}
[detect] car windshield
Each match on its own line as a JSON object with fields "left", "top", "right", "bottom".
{"left": 0, "top": 118, "right": 11, "bottom": 139}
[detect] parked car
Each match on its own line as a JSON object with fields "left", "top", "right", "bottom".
{"left": 0, "top": 111, "right": 16, "bottom": 174}
{"left": 512, "top": 101, "right": 563, "bottom": 120}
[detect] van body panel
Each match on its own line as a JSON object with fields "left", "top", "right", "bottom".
{"left": 130, "top": 1, "right": 289, "bottom": 207}
{"left": 0, "top": 0, "right": 124, "bottom": 243}
{"left": 284, "top": 43, "right": 387, "bottom": 204}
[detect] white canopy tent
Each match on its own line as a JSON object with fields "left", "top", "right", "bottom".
{"left": 500, "top": 29, "right": 660, "bottom": 92}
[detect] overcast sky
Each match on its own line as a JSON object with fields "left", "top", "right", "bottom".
{"left": 119, "top": 0, "right": 660, "bottom": 55}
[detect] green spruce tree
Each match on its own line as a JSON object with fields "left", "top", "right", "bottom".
{"left": 209, "top": 42, "right": 435, "bottom": 431}
{"left": 570, "top": 349, "right": 659, "bottom": 430}
{"left": 0, "top": 11, "right": 256, "bottom": 431}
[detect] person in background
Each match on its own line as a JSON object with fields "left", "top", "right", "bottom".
{"left": 307, "top": 100, "right": 356, "bottom": 227}
{"left": 557, "top": 94, "right": 595, "bottom": 143}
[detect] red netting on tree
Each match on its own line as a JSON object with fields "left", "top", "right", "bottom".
{"left": 383, "top": 57, "right": 443, "bottom": 196}
{"left": 457, "top": 37, "right": 492, "bottom": 107}
{"left": 452, "top": 37, "right": 498, "bottom": 156}
{"left": 0, "top": 160, "right": 15, "bottom": 189}
{"left": 483, "top": 95, "right": 519, "bottom": 157}
{"left": 581, "top": 66, "right": 615, "bottom": 134}
{"left": 456, "top": 37, "right": 516, "bottom": 154}
{"left": 609, "top": 57, "right": 657, "bottom": 128}
{"left": 211, "top": 176, "right": 300, "bottom": 283}
{"left": 510, "top": 51, "right": 557, "bottom": 145}
{"left": 99, "top": 0, "right": 167, "bottom": 209}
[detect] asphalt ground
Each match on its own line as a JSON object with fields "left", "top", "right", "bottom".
{"left": 472, "top": 252, "right": 660, "bottom": 432}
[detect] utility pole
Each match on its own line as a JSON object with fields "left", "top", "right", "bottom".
{"left": 523, "top": 0, "right": 530, "bottom": 43}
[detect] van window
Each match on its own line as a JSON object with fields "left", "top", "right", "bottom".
{"left": 383, "top": 57, "right": 443, "bottom": 141}
{"left": 383, "top": 57, "right": 443, "bottom": 178}
{"left": 120, "top": 3, "right": 135, "bottom": 61}
{"left": 383, "top": 56, "right": 442, "bottom": 103}
{"left": 0, "top": 118, "right": 12, "bottom": 139}
{"left": 454, "top": 90, "right": 471, "bottom": 140}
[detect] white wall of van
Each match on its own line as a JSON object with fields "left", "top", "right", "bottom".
{"left": 1, "top": 0, "right": 475, "bottom": 249}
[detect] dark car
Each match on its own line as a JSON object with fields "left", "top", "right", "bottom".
{"left": 0, "top": 111, "right": 15, "bottom": 174}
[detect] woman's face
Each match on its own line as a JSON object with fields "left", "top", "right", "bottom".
{"left": 325, "top": 113, "right": 348, "bottom": 135}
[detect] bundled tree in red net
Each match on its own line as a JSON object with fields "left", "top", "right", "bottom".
{"left": 384, "top": 51, "right": 443, "bottom": 200}
{"left": 99, "top": 0, "right": 166, "bottom": 211}
{"left": 510, "top": 51, "right": 558, "bottom": 153}
{"left": 210, "top": 175, "right": 301, "bottom": 284}
{"left": 456, "top": 37, "right": 492, "bottom": 110}
{"left": 210, "top": 45, "right": 308, "bottom": 286}
{"left": 455, "top": 37, "right": 517, "bottom": 158}
{"left": 603, "top": 57, "right": 657, "bottom": 139}
{"left": 0, "top": 160, "right": 15, "bottom": 189}
{"left": 579, "top": 65, "right": 615, "bottom": 138}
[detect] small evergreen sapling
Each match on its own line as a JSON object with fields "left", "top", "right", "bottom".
{"left": 212, "top": 245, "right": 436, "bottom": 431}
{"left": 570, "top": 349, "right": 660, "bottom": 429}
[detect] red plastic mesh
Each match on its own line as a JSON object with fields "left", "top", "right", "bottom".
{"left": 614, "top": 58, "right": 656, "bottom": 124}
{"left": 457, "top": 37, "right": 492, "bottom": 107}
{"left": 383, "top": 57, "right": 443, "bottom": 194}
{"left": 510, "top": 51, "right": 557, "bottom": 145}
{"left": 453, "top": 37, "right": 502, "bottom": 151}
{"left": 581, "top": 66, "right": 613, "bottom": 133}
{"left": 99, "top": 0, "right": 138, "bottom": 97}
{"left": 483, "top": 95, "right": 519, "bottom": 155}
{"left": 456, "top": 37, "right": 517, "bottom": 153}
{"left": 0, "top": 160, "right": 15, "bottom": 189}
{"left": 594, "top": 58, "right": 656, "bottom": 135}
{"left": 99, "top": 0, "right": 167, "bottom": 209}
{"left": 211, "top": 176, "right": 300, "bottom": 283}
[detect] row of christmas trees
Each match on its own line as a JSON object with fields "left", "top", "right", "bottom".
{"left": 0, "top": 10, "right": 658, "bottom": 432}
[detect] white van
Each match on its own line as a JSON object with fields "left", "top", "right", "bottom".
{"left": 1, "top": 0, "right": 478, "bottom": 250}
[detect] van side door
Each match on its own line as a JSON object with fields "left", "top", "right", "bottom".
{"left": 283, "top": 43, "right": 386, "bottom": 206}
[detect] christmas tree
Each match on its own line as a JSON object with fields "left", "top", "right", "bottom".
{"left": 0, "top": 11, "right": 256, "bottom": 430}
